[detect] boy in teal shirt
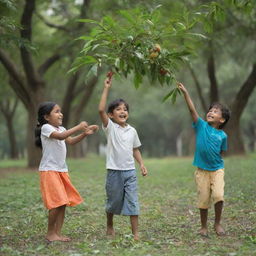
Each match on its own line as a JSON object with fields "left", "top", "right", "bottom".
{"left": 178, "top": 82, "right": 230, "bottom": 237}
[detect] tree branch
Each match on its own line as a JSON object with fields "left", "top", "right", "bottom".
{"left": 231, "top": 63, "right": 256, "bottom": 119}
{"left": 73, "top": 75, "right": 98, "bottom": 123}
{"left": 76, "top": 0, "right": 91, "bottom": 31}
{"left": 187, "top": 64, "right": 208, "bottom": 112}
{"left": 38, "top": 53, "right": 61, "bottom": 75}
{"left": 207, "top": 52, "right": 219, "bottom": 103}
{"left": 0, "top": 49, "right": 24, "bottom": 88}
{"left": 20, "top": 0, "right": 43, "bottom": 90}
{"left": 62, "top": 71, "right": 81, "bottom": 127}
{"left": 35, "top": 12, "right": 71, "bottom": 33}
{"left": 0, "top": 49, "right": 31, "bottom": 107}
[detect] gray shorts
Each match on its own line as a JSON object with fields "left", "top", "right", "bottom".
{"left": 105, "top": 169, "right": 139, "bottom": 215}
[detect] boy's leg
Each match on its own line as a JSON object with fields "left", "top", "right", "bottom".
{"left": 195, "top": 169, "right": 211, "bottom": 236}
{"left": 130, "top": 215, "right": 139, "bottom": 240}
{"left": 55, "top": 205, "right": 71, "bottom": 241}
{"left": 211, "top": 169, "right": 225, "bottom": 235}
{"left": 214, "top": 201, "right": 225, "bottom": 235}
{"left": 106, "top": 212, "right": 115, "bottom": 236}
{"left": 122, "top": 170, "right": 140, "bottom": 240}
{"left": 199, "top": 209, "right": 208, "bottom": 236}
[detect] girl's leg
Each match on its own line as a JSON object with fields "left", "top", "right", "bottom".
{"left": 130, "top": 215, "right": 139, "bottom": 240}
{"left": 46, "top": 207, "right": 62, "bottom": 241}
{"left": 199, "top": 208, "right": 208, "bottom": 236}
{"left": 55, "top": 205, "right": 71, "bottom": 241}
{"left": 106, "top": 212, "right": 115, "bottom": 236}
{"left": 214, "top": 201, "right": 225, "bottom": 235}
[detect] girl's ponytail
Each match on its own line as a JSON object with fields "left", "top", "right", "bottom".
{"left": 35, "top": 102, "right": 56, "bottom": 148}
{"left": 35, "top": 124, "right": 43, "bottom": 148}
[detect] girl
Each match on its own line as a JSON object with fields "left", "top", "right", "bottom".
{"left": 35, "top": 102, "right": 98, "bottom": 242}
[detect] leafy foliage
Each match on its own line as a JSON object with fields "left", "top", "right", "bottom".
{"left": 70, "top": 5, "right": 216, "bottom": 102}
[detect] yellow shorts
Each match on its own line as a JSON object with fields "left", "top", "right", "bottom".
{"left": 194, "top": 168, "right": 224, "bottom": 209}
{"left": 39, "top": 171, "right": 83, "bottom": 210}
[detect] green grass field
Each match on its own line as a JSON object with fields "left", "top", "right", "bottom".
{"left": 0, "top": 155, "right": 255, "bottom": 256}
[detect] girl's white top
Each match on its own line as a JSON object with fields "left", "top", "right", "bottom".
{"left": 39, "top": 124, "right": 68, "bottom": 172}
{"left": 103, "top": 118, "right": 141, "bottom": 170}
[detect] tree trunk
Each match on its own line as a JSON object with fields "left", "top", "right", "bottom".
{"left": 207, "top": 54, "right": 219, "bottom": 103}
{"left": 0, "top": 99, "right": 19, "bottom": 159}
{"left": 6, "top": 118, "right": 19, "bottom": 159}
{"left": 225, "top": 63, "right": 256, "bottom": 154}
{"left": 224, "top": 117, "right": 245, "bottom": 154}
{"left": 27, "top": 106, "right": 42, "bottom": 167}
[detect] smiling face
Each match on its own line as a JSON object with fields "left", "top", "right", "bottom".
{"left": 108, "top": 103, "right": 129, "bottom": 127}
{"left": 206, "top": 107, "right": 225, "bottom": 129}
{"left": 44, "top": 104, "right": 63, "bottom": 127}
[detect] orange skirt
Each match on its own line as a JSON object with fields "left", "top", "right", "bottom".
{"left": 39, "top": 171, "right": 83, "bottom": 210}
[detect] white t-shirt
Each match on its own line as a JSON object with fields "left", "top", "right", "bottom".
{"left": 39, "top": 124, "right": 68, "bottom": 172}
{"left": 103, "top": 119, "right": 141, "bottom": 170}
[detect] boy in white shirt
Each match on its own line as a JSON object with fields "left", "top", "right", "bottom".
{"left": 98, "top": 75, "right": 148, "bottom": 240}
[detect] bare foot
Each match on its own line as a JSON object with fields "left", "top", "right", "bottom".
{"left": 46, "top": 233, "right": 62, "bottom": 242}
{"left": 214, "top": 224, "right": 225, "bottom": 236}
{"left": 133, "top": 234, "right": 139, "bottom": 241}
{"left": 106, "top": 227, "right": 115, "bottom": 237}
{"left": 59, "top": 235, "right": 71, "bottom": 242}
{"left": 198, "top": 228, "right": 208, "bottom": 237}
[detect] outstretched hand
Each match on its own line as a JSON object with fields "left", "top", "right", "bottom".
{"left": 84, "top": 125, "right": 99, "bottom": 135}
{"left": 104, "top": 75, "right": 112, "bottom": 89}
{"left": 78, "top": 121, "right": 89, "bottom": 131}
{"left": 177, "top": 82, "right": 187, "bottom": 94}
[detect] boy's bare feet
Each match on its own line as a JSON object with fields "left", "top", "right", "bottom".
{"left": 198, "top": 228, "right": 208, "bottom": 237}
{"left": 214, "top": 224, "right": 225, "bottom": 236}
{"left": 59, "top": 235, "right": 71, "bottom": 242}
{"left": 106, "top": 227, "right": 115, "bottom": 237}
{"left": 133, "top": 234, "right": 139, "bottom": 241}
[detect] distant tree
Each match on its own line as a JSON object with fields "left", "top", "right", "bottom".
{"left": 0, "top": 0, "right": 100, "bottom": 166}
{"left": 187, "top": 0, "right": 256, "bottom": 154}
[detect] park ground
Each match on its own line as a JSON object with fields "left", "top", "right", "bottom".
{"left": 0, "top": 155, "right": 255, "bottom": 256}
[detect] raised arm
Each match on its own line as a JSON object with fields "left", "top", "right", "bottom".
{"left": 98, "top": 77, "right": 112, "bottom": 127}
{"left": 177, "top": 82, "right": 199, "bottom": 123}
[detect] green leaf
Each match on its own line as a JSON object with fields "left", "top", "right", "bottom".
{"left": 80, "top": 56, "right": 98, "bottom": 65}
{"left": 119, "top": 10, "right": 137, "bottom": 24}
{"left": 133, "top": 72, "right": 142, "bottom": 89}
{"left": 77, "top": 19, "right": 101, "bottom": 25}
{"left": 76, "top": 35, "right": 93, "bottom": 41}
{"left": 103, "top": 16, "right": 116, "bottom": 27}
{"left": 162, "top": 88, "right": 179, "bottom": 103}
{"left": 87, "top": 64, "right": 98, "bottom": 77}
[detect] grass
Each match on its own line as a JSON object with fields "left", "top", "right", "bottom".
{"left": 0, "top": 154, "right": 255, "bottom": 256}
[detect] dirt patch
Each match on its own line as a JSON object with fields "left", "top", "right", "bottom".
{"left": 0, "top": 167, "right": 37, "bottom": 179}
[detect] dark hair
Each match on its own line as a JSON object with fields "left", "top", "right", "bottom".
{"left": 208, "top": 102, "right": 231, "bottom": 129}
{"left": 107, "top": 98, "right": 129, "bottom": 113}
{"left": 35, "top": 102, "right": 57, "bottom": 148}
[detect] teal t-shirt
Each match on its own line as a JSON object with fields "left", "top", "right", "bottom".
{"left": 192, "top": 117, "right": 228, "bottom": 171}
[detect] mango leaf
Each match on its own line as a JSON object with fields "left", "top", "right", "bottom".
{"left": 134, "top": 72, "right": 142, "bottom": 89}
{"left": 77, "top": 19, "right": 101, "bottom": 25}
{"left": 86, "top": 64, "right": 98, "bottom": 78}
{"left": 162, "top": 88, "right": 180, "bottom": 103}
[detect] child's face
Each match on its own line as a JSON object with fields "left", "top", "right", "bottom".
{"left": 206, "top": 107, "right": 225, "bottom": 128}
{"left": 44, "top": 104, "right": 63, "bottom": 127}
{"left": 108, "top": 103, "right": 129, "bottom": 126}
